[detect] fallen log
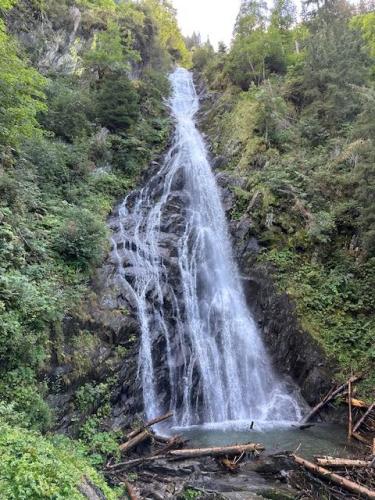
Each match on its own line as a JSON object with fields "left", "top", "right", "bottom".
{"left": 292, "top": 454, "right": 375, "bottom": 499}
{"left": 302, "top": 375, "right": 361, "bottom": 424}
{"left": 167, "top": 442, "right": 264, "bottom": 459}
{"left": 315, "top": 457, "right": 371, "bottom": 468}
{"left": 353, "top": 403, "right": 375, "bottom": 433}
{"left": 152, "top": 435, "right": 186, "bottom": 456}
{"left": 125, "top": 411, "right": 174, "bottom": 440}
{"left": 107, "top": 442, "right": 264, "bottom": 471}
{"left": 153, "top": 434, "right": 171, "bottom": 444}
{"left": 106, "top": 455, "right": 157, "bottom": 471}
{"left": 292, "top": 423, "right": 315, "bottom": 430}
{"left": 124, "top": 480, "right": 138, "bottom": 500}
{"left": 119, "top": 430, "right": 151, "bottom": 454}
{"left": 144, "top": 410, "right": 173, "bottom": 428}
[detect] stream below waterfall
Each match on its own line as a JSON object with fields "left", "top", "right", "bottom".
{"left": 178, "top": 423, "right": 361, "bottom": 460}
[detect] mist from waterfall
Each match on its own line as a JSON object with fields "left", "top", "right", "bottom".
{"left": 110, "top": 68, "right": 302, "bottom": 428}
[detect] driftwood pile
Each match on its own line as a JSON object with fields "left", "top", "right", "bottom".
{"left": 291, "top": 454, "right": 375, "bottom": 499}
{"left": 292, "top": 374, "right": 375, "bottom": 498}
{"left": 104, "top": 377, "right": 375, "bottom": 499}
{"left": 105, "top": 410, "right": 265, "bottom": 487}
{"left": 303, "top": 375, "right": 375, "bottom": 448}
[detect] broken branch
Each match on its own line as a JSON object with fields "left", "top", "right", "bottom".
{"left": 124, "top": 411, "right": 173, "bottom": 440}
{"left": 353, "top": 403, "right": 375, "bottom": 433}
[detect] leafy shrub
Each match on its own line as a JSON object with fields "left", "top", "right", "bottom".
{"left": 96, "top": 72, "right": 139, "bottom": 132}
{"left": 40, "top": 78, "right": 95, "bottom": 142}
{"left": 0, "top": 420, "right": 120, "bottom": 499}
{"left": 53, "top": 207, "right": 107, "bottom": 269}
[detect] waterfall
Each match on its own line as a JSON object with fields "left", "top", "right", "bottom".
{"left": 110, "top": 68, "right": 302, "bottom": 428}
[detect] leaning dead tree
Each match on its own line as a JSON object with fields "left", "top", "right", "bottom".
{"left": 302, "top": 375, "right": 361, "bottom": 424}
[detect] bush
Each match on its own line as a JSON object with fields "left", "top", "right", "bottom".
{"left": 96, "top": 72, "right": 139, "bottom": 132}
{"left": 0, "top": 370, "right": 52, "bottom": 431}
{"left": 53, "top": 206, "right": 107, "bottom": 270}
{"left": 0, "top": 420, "right": 120, "bottom": 499}
{"left": 40, "top": 77, "right": 95, "bottom": 142}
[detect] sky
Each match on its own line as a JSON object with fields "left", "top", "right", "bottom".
{"left": 171, "top": 0, "right": 242, "bottom": 49}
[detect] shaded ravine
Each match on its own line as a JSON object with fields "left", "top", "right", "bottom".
{"left": 109, "top": 68, "right": 303, "bottom": 428}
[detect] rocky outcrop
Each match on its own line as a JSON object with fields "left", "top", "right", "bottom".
{"left": 6, "top": 0, "right": 95, "bottom": 74}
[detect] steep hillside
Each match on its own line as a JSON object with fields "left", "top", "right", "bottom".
{"left": 194, "top": 0, "right": 375, "bottom": 398}
{"left": 0, "top": 0, "right": 189, "bottom": 496}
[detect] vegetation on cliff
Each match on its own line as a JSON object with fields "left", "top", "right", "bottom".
{"left": 0, "top": 0, "right": 188, "bottom": 495}
{"left": 194, "top": 0, "right": 375, "bottom": 397}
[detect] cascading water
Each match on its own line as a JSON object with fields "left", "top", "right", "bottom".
{"left": 110, "top": 67, "right": 302, "bottom": 428}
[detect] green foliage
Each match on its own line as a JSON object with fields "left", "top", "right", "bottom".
{"left": 0, "top": 370, "right": 52, "bottom": 431}
{"left": 144, "top": 0, "right": 191, "bottom": 67}
{"left": 0, "top": 419, "right": 120, "bottom": 499}
{"left": 0, "top": 15, "right": 46, "bottom": 148}
{"left": 350, "top": 11, "right": 375, "bottom": 58}
{"left": 40, "top": 77, "right": 95, "bottom": 142}
{"left": 84, "top": 20, "right": 139, "bottom": 78}
{"left": 96, "top": 72, "right": 139, "bottom": 132}
{"left": 0, "top": 0, "right": 176, "bottom": 454}
{"left": 182, "top": 488, "right": 201, "bottom": 499}
{"left": 53, "top": 206, "right": 107, "bottom": 269}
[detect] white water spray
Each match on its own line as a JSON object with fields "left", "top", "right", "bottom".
{"left": 110, "top": 68, "right": 302, "bottom": 428}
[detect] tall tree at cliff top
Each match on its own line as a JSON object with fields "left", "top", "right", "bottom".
{"left": 0, "top": 0, "right": 46, "bottom": 148}
{"left": 299, "top": 0, "right": 370, "bottom": 138}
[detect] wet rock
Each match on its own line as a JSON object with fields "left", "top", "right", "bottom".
{"left": 241, "top": 270, "right": 334, "bottom": 405}
{"left": 213, "top": 165, "right": 335, "bottom": 407}
{"left": 215, "top": 172, "right": 246, "bottom": 215}
{"left": 212, "top": 156, "right": 229, "bottom": 170}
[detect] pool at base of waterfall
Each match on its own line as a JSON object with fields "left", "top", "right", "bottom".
{"left": 172, "top": 422, "right": 361, "bottom": 459}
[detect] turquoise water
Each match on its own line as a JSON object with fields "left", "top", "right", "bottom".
{"left": 176, "top": 422, "right": 361, "bottom": 459}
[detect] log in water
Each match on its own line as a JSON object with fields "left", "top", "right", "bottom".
{"left": 110, "top": 68, "right": 302, "bottom": 428}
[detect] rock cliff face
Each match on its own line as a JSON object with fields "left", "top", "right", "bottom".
{"left": 217, "top": 172, "right": 335, "bottom": 406}
{"left": 6, "top": 1, "right": 91, "bottom": 74}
